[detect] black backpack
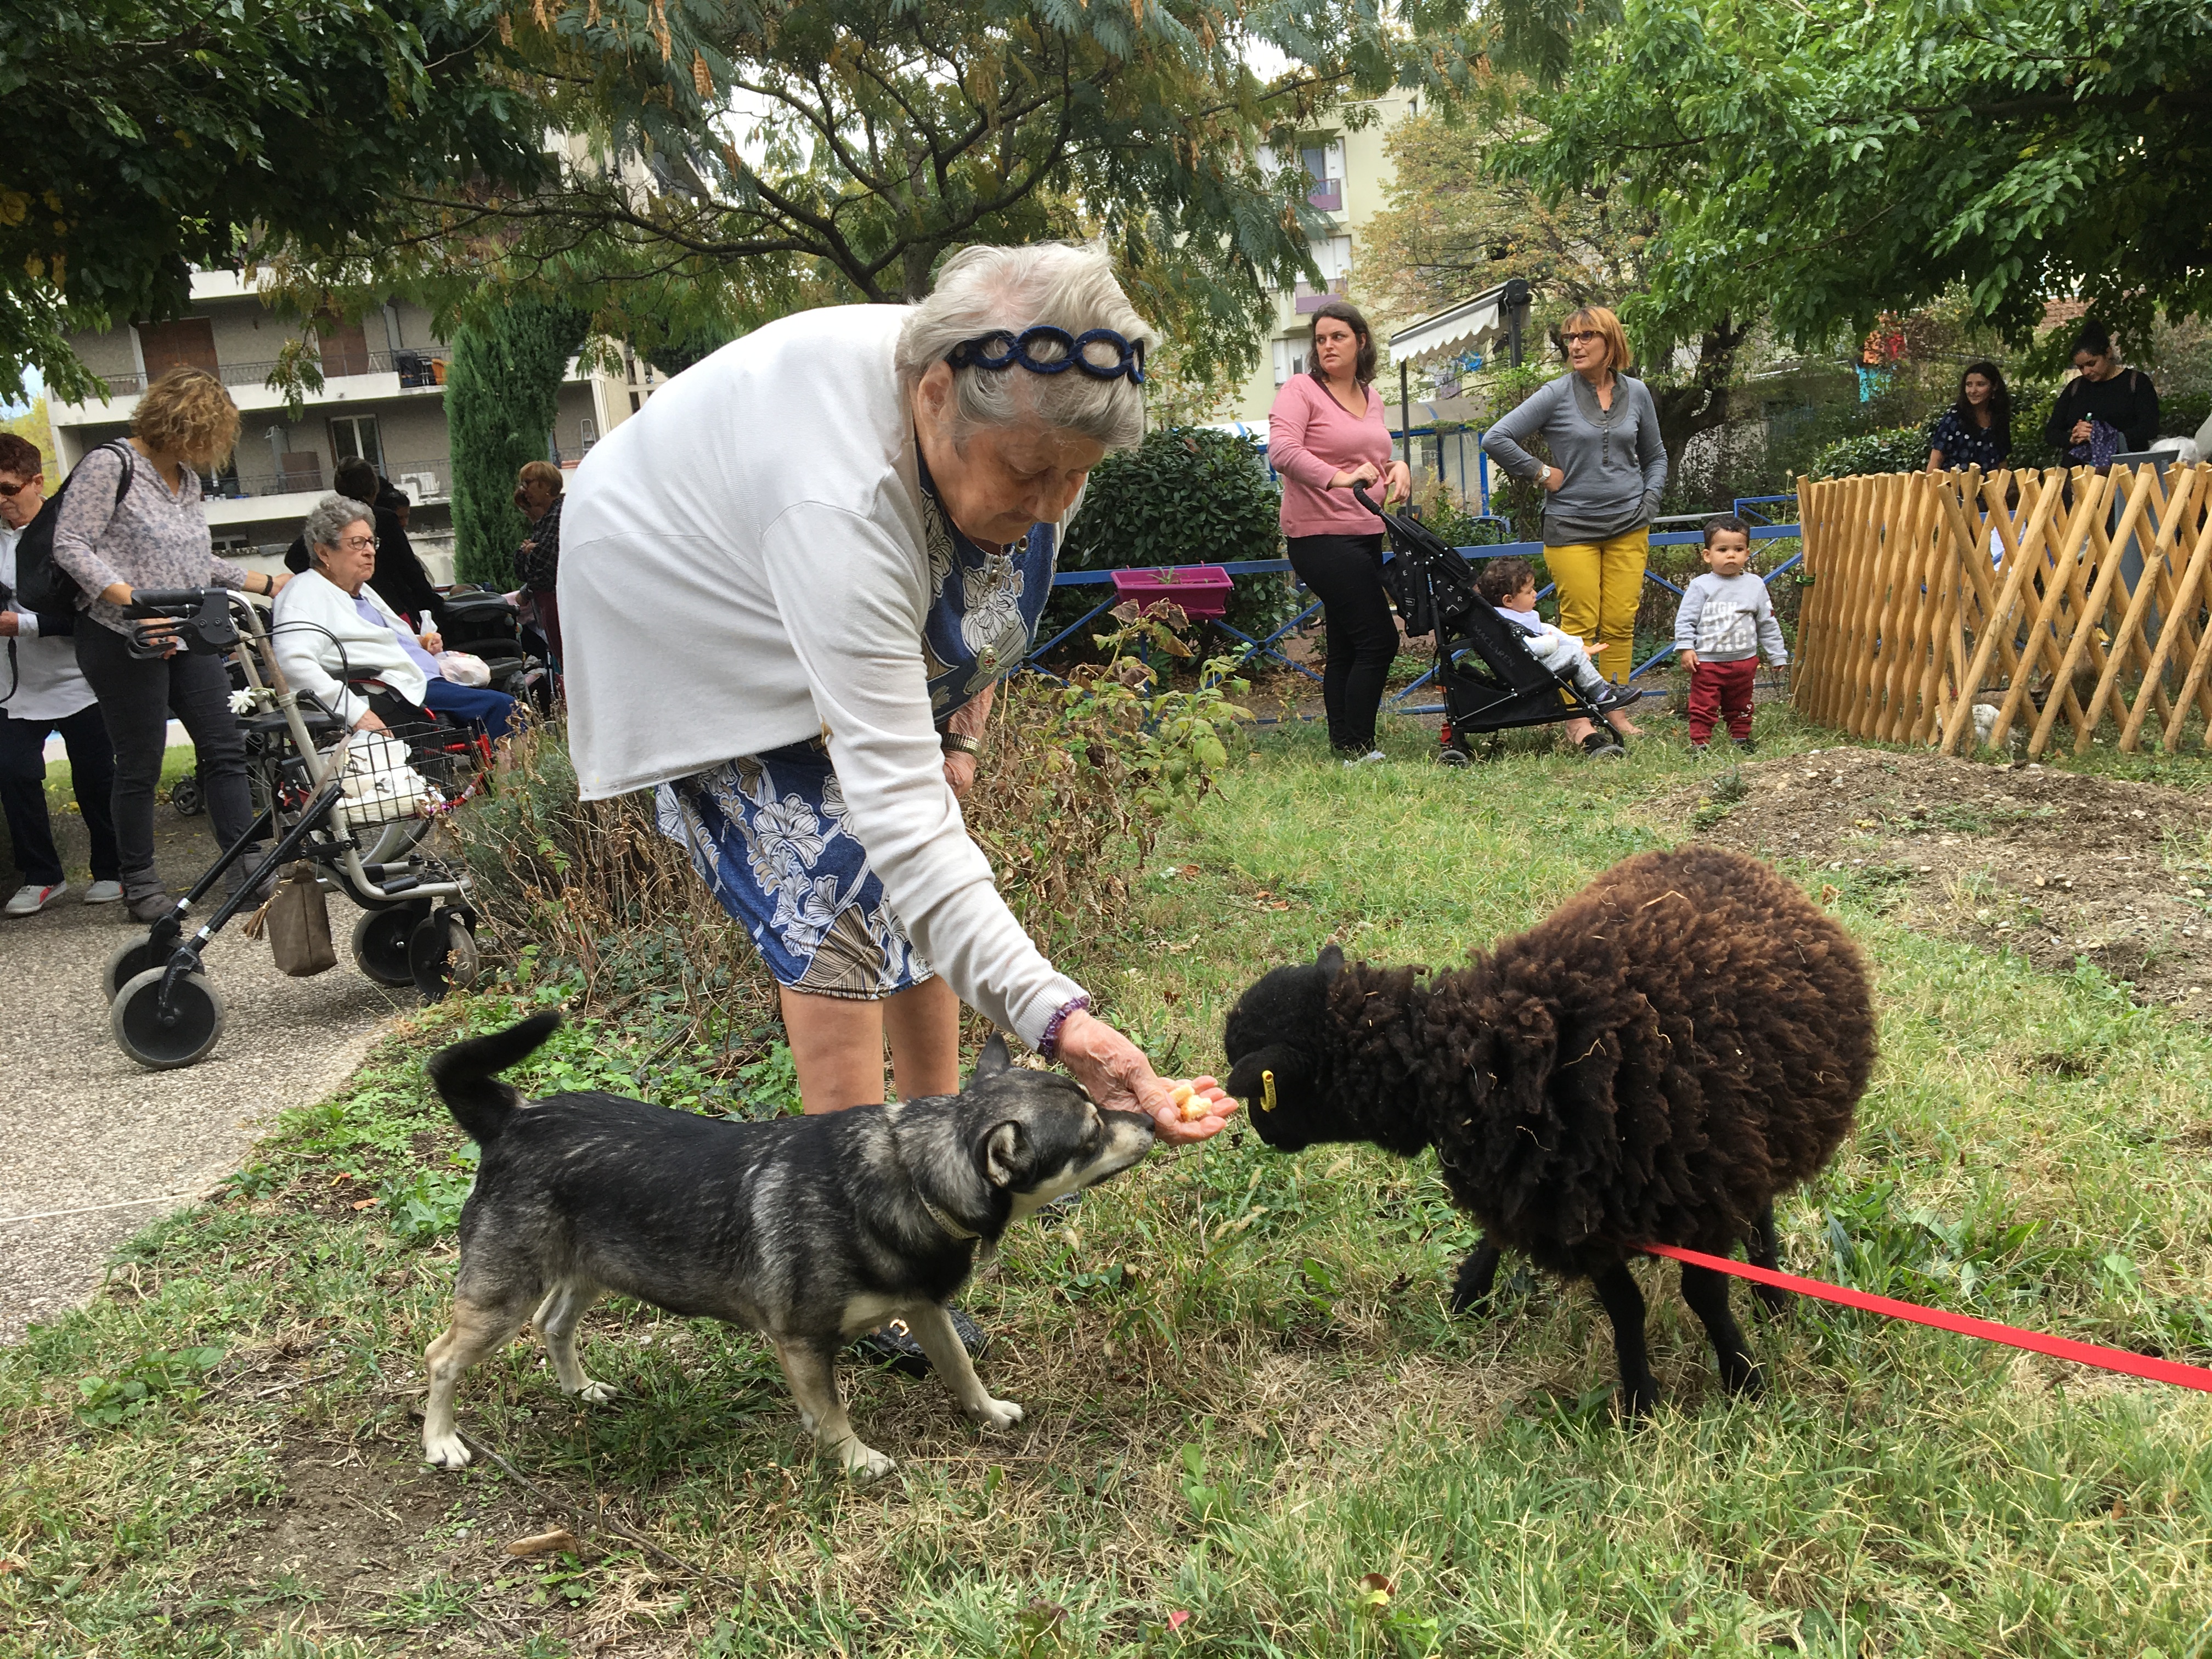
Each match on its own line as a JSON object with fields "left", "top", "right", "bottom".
{"left": 7, "top": 439, "right": 136, "bottom": 613}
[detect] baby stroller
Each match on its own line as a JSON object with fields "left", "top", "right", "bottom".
{"left": 441, "top": 587, "right": 553, "bottom": 712}
{"left": 103, "top": 589, "right": 482, "bottom": 1070}
{"left": 1355, "top": 483, "right": 1642, "bottom": 765}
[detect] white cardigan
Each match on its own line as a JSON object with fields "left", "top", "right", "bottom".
{"left": 270, "top": 568, "right": 427, "bottom": 725}
{"left": 559, "top": 304, "right": 1086, "bottom": 1048}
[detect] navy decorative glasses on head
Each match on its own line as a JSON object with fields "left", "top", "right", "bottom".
{"left": 945, "top": 325, "right": 1145, "bottom": 385}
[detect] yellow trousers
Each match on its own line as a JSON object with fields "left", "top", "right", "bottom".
{"left": 1546, "top": 527, "right": 1650, "bottom": 684}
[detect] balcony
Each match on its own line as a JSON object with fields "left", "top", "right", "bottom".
{"left": 198, "top": 454, "right": 456, "bottom": 528}
{"left": 1306, "top": 177, "right": 1343, "bottom": 212}
{"left": 1293, "top": 278, "right": 1349, "bottom": 314}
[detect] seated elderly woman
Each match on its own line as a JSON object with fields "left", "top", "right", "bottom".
{"left": 273, "top": 495, "right": 521, "bottom": 741}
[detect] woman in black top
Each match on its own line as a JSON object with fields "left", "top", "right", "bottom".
{"left": 2043, "top": 319, "right": 2159, "bottom": 463}
{"left": 1928, "top": 360, "right": 2012, "bottom": 472}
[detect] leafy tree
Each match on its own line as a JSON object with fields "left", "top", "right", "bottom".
{"left": 1520, "top": 0, "right": 2212, "bottom": 355}
{"left": 283, "top": 0, "right": 1493, "bottom": 388}
{"left": 0, "top": 399, "right": 60, "bottom": 486}
{"left": 0, "top": 0, "right": 550, "bottom": 405}
{"left": 1363, "top": 99, "right": 1748, "bottom": 468}
{"left": 447, "top": 300, "right": 591, "bottom": 585}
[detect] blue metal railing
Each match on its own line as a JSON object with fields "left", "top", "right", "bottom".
{"left": 1030, "top": 521, "right": 1804, "bottom": 718}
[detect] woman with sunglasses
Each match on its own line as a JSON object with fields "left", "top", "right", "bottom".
{"left": 1481, "top": 306, "right": 1668, "bottom": 748}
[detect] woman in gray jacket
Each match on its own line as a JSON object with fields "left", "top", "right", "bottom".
{"left": 1481, "top": 305, "right": 1667, "bottom": 689}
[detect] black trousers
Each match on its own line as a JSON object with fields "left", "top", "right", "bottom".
{"left": 1287, "top": 533, "right": 1396, "bottom": 752}
{"left": 0, "top": 702, "right": 121, "bottom": 886}
{"left": 72, "top": 623, "right": 256, "bottom": 899}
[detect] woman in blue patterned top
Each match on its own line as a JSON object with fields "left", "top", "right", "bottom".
{"left": 1926, "top": 360, "right": 2012, "bottom": 473}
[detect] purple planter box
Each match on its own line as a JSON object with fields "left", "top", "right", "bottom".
{"left": 1109, "top": 565, "right": 1235, "bottom": 620}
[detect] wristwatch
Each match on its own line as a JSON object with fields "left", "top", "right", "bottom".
{"left": 940, "top": 732, "right": 983, "bottom": 757}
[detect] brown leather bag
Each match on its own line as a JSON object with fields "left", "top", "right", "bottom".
{"left": 247, "top": 862, "right": 337, "bottom": 977}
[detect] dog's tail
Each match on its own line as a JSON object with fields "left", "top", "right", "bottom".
{"left": 425, "top": 1012, "right": 562, "bottom": 1145}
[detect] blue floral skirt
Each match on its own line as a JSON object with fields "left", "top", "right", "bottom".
{"left": 655, "top": 742, "right": 933, "bottom": 1000}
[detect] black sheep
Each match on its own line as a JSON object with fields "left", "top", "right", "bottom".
{"left": 1221, "top": 845, "right": 1876, "bottom": 1413}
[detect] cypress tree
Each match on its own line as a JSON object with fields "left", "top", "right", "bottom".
{"left": 448, "top": 300, "right": 589, "bottom": 586}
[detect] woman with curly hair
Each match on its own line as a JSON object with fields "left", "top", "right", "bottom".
{"left": 50, "top": 365, "right": 289, "bottom": 921}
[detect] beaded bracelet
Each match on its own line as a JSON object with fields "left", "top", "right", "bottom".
{"left": 1036, "top": 994, "right": 1091, "bottom": 1062}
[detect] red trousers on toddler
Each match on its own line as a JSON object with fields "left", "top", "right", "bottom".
{"left": 1688, "top": 657, "right": 1758, "bottom": 742}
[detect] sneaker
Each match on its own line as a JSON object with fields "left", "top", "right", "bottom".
{"left": 1589, "top": 683, "right": 1641, "bottom": 714}
{"left": 1689, "top": 741, "right": 1711, "bottom": 755}
{"left": 4, "top": 883, "right": 65, "bottom": 917}
{"left": 84, "top": 880, "right": 125, "bottom": 905}
{"left": 1733, "top": 736, "right": 1757, "bottom": 754}
{"left": 1579, "top": 732, "right": 1627, "bottom": 759}
{"left": 1339, "top": 749, "right": 1386, "bottom": 768}
{"left": 850, "top": 1306, "right": 990, "bottom": 1379}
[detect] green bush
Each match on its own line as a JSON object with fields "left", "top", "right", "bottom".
{"left": 1805, "top": 425, "right": 1932, "bottom": 479}
{"left": 1055, "top": 425, "right": 1293, "bottom": 648}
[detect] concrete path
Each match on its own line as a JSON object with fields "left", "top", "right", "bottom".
{"left": 1, "top": 799, "right": 416, "bottom": 1345}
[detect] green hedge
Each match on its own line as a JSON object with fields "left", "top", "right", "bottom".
{"left": 1053, "top": 425, "right": 1295, "bottom": 648}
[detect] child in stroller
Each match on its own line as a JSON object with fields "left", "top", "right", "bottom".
{"left": 1476, "top": 557, "right": 1641, "bottom": 755}
{"left": 1356, "top": 482, "right": 1649, "bottom": 764}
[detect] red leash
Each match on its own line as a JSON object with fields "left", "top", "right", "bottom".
{"left": 1645, "top": 1242, "right": 2212, "bottom": 1395}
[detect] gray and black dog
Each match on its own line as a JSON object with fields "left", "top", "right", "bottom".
{"left": 419, "top": 1012, "right": 1156, "bottom": 1480}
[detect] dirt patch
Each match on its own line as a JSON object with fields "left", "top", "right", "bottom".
{"left": 1675, "top": 747, "right": 2212, "bottom": 1008}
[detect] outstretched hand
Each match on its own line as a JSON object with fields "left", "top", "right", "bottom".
{"left": 1053, "top": 1009, "right": 1238, "bottom": 1144}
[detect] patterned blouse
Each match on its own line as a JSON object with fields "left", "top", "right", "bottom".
{"left": 49, "top": 442, "right": 250, "bottom": 636}
{"left": 1928, "top": 408, "right": 2010, "bottom": 472}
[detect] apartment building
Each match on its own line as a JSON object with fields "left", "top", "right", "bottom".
{"left": 44, "top": 271, "right": 659, "bottom": 580}
{"left": 1221, "top": 93, "right": 1521, "bottom": 505}
{"left": 1227, "top": 93, "right": 1412, "bottom": 427}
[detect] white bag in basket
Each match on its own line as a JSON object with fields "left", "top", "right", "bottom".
{"left": 436, "top": 650, "right": 492, "bottom": 687}
{"left": 331, "top": 731, "right": 435, "bottom": 823}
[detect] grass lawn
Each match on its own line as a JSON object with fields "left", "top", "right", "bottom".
{"left": 6, "top": 703, "right": 2212, "bottom": 1657}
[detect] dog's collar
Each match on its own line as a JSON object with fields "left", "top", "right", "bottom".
{"left": 917, "top": 1192, "right": 980, "bottom": 1242}
{"left": 884, "top": 1121, "right": 983, "bottom": 1242}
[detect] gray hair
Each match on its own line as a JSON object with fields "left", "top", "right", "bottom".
{"left": 895, "top": 242, "right": 1156, "bottom": 450}
{"left": 303, "top": 494, "right": 374, "bottom": 561}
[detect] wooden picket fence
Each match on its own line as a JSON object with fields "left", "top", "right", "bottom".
{"left": 1791, "top": 461, "right": 2212, "bottom": 757}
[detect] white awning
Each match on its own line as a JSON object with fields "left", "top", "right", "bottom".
{"left": 1388, "top": 284, "right": 1511, "bottom": 366}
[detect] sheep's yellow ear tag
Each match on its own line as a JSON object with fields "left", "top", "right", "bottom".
{"left": 1261, "top": 1069, "right": 1277, "bottom": 1113}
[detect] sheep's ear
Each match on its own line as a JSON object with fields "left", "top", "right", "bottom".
{"left": 1224, "top": 1043, "right": 1307, "bottom": 1104}
{"left": 972, "top": 1033, "right": 1013, "bottom": 1084}
{"left": 1317, "top": 943, "right": 1345, "bottom": 983}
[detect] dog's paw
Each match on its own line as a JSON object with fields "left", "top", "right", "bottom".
{"left": 423, "top": 1431, "right": 473, "bottom": 1470}
{"left": 968, "top": 1396, "right": 1024, "bottom": 1432}
{"left": 571, "top": 1376, "right": 618, "bottom": 1404}
{"left": 842, "top": 1442, "right": 897, "bottom": 1482}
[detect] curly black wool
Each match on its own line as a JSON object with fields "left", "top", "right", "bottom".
{"left": 1222, "top": 845, "right": 1876, "bottom": 1412}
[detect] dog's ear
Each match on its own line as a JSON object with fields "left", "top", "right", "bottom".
{"left": 1317, "top": 943, "right": 1345, "bottom": 983}
{"left": 972, "top": 1033, "right": 1013, "bottom": 1085}
{"left": 983, "top": 1120, "right": 1032, "bottom": 1188}
{"left": 1223, "top": 1042, "right": 1308, "bottom": 1106}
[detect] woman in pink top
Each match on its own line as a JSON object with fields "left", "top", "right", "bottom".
{"left": 1268, "top": 301, "right": 1410, "bottom": 760}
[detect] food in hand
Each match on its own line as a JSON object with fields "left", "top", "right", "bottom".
{"left": 1170, "top": 1082, "right": 1213, "bottom": 1123}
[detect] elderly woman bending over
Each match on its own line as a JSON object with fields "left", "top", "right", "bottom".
{"left": 563, "top": 244, "right": 1233, "bottom": 1224}
{"left": 273, "top": 495, "right": 520, "bottom": 740}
